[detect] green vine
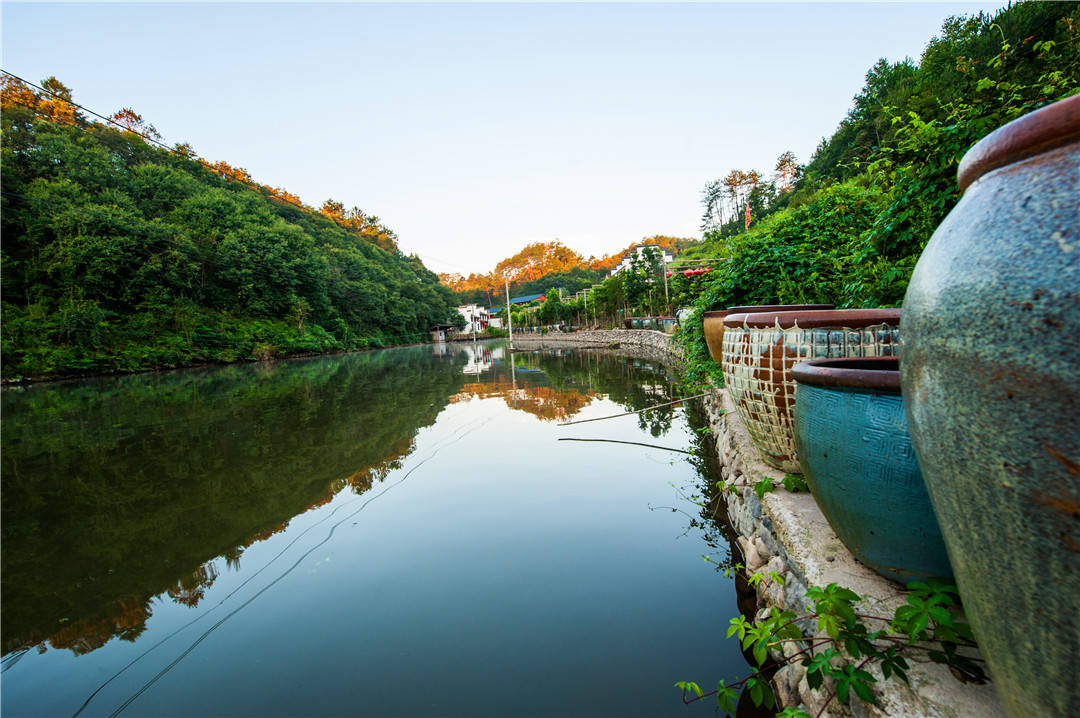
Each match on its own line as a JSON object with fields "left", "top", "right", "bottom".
{"left": 678, "top": 578, "right": 985, "bottom": 716}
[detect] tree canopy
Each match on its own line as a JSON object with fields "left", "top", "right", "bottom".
{"left": 0, "top": 76, "right": 460, "bottom": 378}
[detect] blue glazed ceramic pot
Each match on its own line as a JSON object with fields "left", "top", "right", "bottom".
{"left": 901, "top": 95, "right": 1080, "bottom": 718}
{"left": 792, "top": 357, "right": 953, "bottom": 585}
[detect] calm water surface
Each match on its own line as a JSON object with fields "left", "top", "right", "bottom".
{"left": 2, "top": 342, "right": 752, "bottom": 717}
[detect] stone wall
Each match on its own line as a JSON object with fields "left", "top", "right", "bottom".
{"left": 509, "top": 329, "right": 683, "bottom": 367}
{"left": 701, "top": 389, "right": 1003, "bottom": 718}
{"left": 530, "top": 330, "right": 1004, "bottom": 718}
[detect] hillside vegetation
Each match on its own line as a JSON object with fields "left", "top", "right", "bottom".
{"left": 441, "top": 235, "right": 695, "bottom": 306}
{"left": 673, "top": 3, "right": 1078, "bottom": 384}
{"left": 444, "top": 5, "right": 1078, "bottom": 350}
{"left": 1, "top": 77, "right": 461, "bottom": 379}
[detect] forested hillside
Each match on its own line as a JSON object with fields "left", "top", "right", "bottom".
{"left": 0, "top": 77, "right": 461, "bottom": 379}
{"left": 441, "top": 235, "right": 695, "bottom": 306}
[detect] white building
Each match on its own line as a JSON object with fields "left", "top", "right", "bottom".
{"left": 456, "top": 304, "right": 490, "bottom": 334}
{"left": 608, "top": 245, "right": 674, "bottom": 277}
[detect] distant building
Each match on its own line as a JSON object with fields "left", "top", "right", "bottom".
{"left": 430, "top": 324, "right": 456, "bottom": 343}
{"left": 608, "top": 245, "right": 673, "bottom": 278}
{"left": 504, "top": 293, "right": 546, "bottom": 306}
{"left": 457, "top": 304, "right": 490, "bottom": 333}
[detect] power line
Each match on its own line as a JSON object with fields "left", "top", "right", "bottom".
{"left": 0, "top": 70, "right": 317, "bottom": 215}
{"left": 2, "top": 70, "right": 181, "bottom": 155}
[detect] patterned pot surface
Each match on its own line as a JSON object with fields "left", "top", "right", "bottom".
{"left": 901, "top": 95, "right": 1080, "bottom": 718}
{"left": 721, "top": 309, "right": 900, "bottom": 472}
{"left": 792, "top": 357, "right": 953, "bottom": 585}
{"left": 702, "top": 304, "right": 833, "bottom": 366}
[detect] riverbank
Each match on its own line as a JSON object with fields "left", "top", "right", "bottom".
{"left": 510, "top": 329, "right": 683, "bottom": 367}
{"left": 0, "top": 340, "right": 441, "bottom": 388}
{"left": 521, "top": 329, "right": 1004, "bottom": 718}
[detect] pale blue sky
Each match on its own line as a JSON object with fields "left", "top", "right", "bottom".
{"left": 3, "top": 2, "right": 1006, "bottom": 275}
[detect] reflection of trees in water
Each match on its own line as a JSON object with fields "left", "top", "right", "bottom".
{"left": 167, "top": 563, "right": 219, "bottom": 608}
{"left": 452, "top": 381, "right": 598, "bottom": 422}
{"left": 681, "top": 402, "right": 739, "bottom": 575}
{"left": 4, "top": 441, "right": 422, "bottom": 662}
{"left": 449, "top": 348, "right": 683, "bottom": 428}
{"left": 1, "top": 347, "right": 466, "bottom": 658}
{"left": 0, "top": 345, "right": 687, "bottom": 660}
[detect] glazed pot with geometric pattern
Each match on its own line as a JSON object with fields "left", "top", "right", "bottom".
{"left": 702, "top": 304, "right": 833, "bottom": 364}
{"left": 900, "top": 95, "right": 1080, "bottom": 718}
{"left": 791, "top": 357, "right": 953, "bottom": 585}
{"left": 722, "top": 308, "right": 900, "bottom": 472}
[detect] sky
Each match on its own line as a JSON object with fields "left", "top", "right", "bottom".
{"left": 2, "top": 1, "right": 1008, "bottom": 276}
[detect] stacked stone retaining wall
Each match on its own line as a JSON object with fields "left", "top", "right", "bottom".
{"left": 510, "top": 329, "right": 683, "bottom": 366}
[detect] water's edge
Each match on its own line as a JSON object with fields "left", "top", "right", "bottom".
{"left": 521, "top": 330, "right": 1005, "bottom": 718}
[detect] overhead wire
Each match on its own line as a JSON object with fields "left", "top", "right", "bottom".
{"left": 2, "top": 70, "right": 185, "bottom": 156}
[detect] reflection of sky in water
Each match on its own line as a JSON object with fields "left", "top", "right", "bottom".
{"left": 1, "top": 343, "right": 745, "bottom": 717}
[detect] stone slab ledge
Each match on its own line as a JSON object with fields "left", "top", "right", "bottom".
{"left": 702, "top": 387, "right": 1004, "bottom": 718}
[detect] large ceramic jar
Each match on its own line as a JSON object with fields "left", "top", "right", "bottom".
{"left": 722, "top": 308, "right": 900, "bottom": 472}
{"left": 791, "top": 357, "right": 953, "bottom": 585}
{"left": 900, "top": 96, "right": 1079, "bottom": 718}
{"left": 702, "top": 304, "right": 833, "bottom": 364}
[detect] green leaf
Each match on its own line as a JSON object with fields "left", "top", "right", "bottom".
{"left": 781, "top": 473, "right": 809, "bottom": 492}
{"left": 852, "top": 677, "right": 877, "bottom": 703}
{"left": 728, "top": 615, "right": 750, "bottom": 641}
{"left": 753, "top": 477, "right": 775, "bottom": 499}
{"left": 675, "top": 680, "right": 703, "bottom": 698}
{"left": 749, "top": 679, "right": 763, "bottom": 706}
{"left": 752, "top": 639, "right": 768, "bottom": 666}
{"left": 716, "top": 680, "right": 738, "bottom": 713}
{"left": 776, "top": 709, "right": 812, "bottom": 718}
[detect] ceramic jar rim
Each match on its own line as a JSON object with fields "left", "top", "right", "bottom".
{"left": 703, "top": 304, "right": 833, "bottom": 319}
{"left": 957, "top": 94, "right": 1080, "bottom": 192}
{"left": 791, "top": 357, "right": 901, "bottom": 393}
{"left": 723, "top": 308, "right": 902, "bottom": 329}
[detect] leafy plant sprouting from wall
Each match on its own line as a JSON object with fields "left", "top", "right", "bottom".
{"left": 677, "top": 577, "right": 984, "bottom": 717}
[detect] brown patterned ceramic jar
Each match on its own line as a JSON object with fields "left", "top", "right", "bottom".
{"left": 702, "top": 304, "right": 832, "bottom": 364}
{"left": 722, "top": 308, "right": 901, "bottom": 471}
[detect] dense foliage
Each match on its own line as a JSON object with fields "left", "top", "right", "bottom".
{"left": 1, "top": 78, "right": 461, "bottom": 378}
{"left": 675, "top": 2, "right": 1079, "bottom": 387}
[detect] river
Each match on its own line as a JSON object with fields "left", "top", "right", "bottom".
{"left": 1, "top": 341, "right": 756, "bottom": 717}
